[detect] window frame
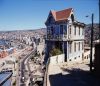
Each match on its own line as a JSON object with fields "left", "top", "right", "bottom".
{"left": 74, "top": 25, "right": 76, "bottom": 35}
{"left": 79, "top": 26, "right": 80, "bottom": 35}
{"left": 74, "top": 42, "right": 76, "bottom": 52}
{"left": 78, "top": 42, "right": 80, "bottom": 51}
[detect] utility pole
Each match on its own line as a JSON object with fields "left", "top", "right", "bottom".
{"left": 90, "top": 13, "right": 94, "bottom": 72}
{"left": 99, "top": 0, "right": 100, "bottom": 42}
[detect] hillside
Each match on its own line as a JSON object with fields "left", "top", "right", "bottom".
{"left": 84, "top": 23, "right": 99, "bottom": 44}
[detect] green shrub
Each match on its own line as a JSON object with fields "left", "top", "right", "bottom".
{"left": 13, "top": 81, "right": 16, "bottom": 86}
{"left": 50, "top": 48, "right": 62, "bottom": 56}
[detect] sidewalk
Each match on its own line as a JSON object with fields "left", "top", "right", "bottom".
{"left": 47, "top": 64, "right": 62, "bottom": 86}
{"left": 48, "top": 64, "right": 62, "bottom": 75}
{"left": 47, "top": 62, "right": 100, "bottom": 86}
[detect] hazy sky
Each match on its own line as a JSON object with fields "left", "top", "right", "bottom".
{"left": 0, "top": 0, "right": 99, "bottom": 31}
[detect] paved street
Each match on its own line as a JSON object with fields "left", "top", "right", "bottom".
{"left": 19, "top": 48, "right": 36, "bottom": 86}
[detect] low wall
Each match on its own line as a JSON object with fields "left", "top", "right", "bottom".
{"left": 49, "top": 54, "right": 64, "bottom": 64}
{"left": 48, "top": 48, "right": 95, "bottom": 65}
{"left": 83, "top": 47, "right": 95, "bottom": 61}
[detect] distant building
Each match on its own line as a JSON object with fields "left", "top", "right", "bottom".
{"left": 45, "top": 8, "right": 85, "bottom": 63}
{"left": 0, "top": 50, "right": 8, "bottom": 58}
{"left": 0, "top": 48, "right": 15, "bottom": 58}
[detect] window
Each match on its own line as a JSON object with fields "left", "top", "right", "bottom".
{"left": 69, "top": 59, "right": 72, "bottom": 61}
{"left": 82, "top": 42, "right": 84, "bottom": 50}
{"left": 82, "top": 29, "right": 84, "bottom": 35}
{"left": 60, "top": 25, "right": 67, "bottom": 35}
{"left": 69, "top": 43, "right": 72, "bottom": 53}
{"left": 51, "top": 26, "right": 54, "bottom": 34}
{"left": 87, "top": 56, "right": 88, "bottom": 59}
{"left": 74, "top": 57, "right": 76, "bottom": 59}
{"left": 60, "top": 25, "right": 63, "bottom": 34}
{"left": 78, "top": 42, "right": 80, "bottom": 51}
{"left": 47, "top": 28, "right": 50, "bottom": 35}
{"left": 79, "top": 27, "right": 80, "bottom": 35}
{"left": 71, "top": 14, "right": 74, "bottom": 22}
{"left": 69, "top": 25, "right": 71, "bottom": 34}
{"left": 74, "top": 26, "right": 76, "bottom": 35}
{"left": 63, "top": 25, "right": 67, "bottom": 35}
{"left": 74, "top": 42, "right": 76, "bottom": 52}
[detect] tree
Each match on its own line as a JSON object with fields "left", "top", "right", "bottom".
{"left": 50, "top": 48, "right": 62, "bottom": 56}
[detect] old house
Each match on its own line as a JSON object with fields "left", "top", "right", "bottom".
{"left": 45, "top": 8, "right": 85, "bottom": 63}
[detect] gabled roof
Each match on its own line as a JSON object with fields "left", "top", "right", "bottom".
{"left": 51, "top": 8, "right": 73, "bottom": 21}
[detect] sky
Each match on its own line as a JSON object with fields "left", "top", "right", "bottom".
{"left": 0, "top": 0, "right": 99, "bottom": 31}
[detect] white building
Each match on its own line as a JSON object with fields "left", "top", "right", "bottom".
{"left": 45, "top": 8, "right": 85, "bottom": 63}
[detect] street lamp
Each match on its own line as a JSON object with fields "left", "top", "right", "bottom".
{"left": 86, "top": 13, "right": 94, "bottom": 72}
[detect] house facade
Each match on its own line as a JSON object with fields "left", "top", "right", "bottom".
{"left": 45, "top": 8, "right": 85, "bottom": 63}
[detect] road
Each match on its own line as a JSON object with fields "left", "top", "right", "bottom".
{"left": 27, "top": 53, "right": 45, "bottom": 86}
{"left": 19, "top": 48, "right": 36, "bottom": 86}
{"left": 25, "top": 49, "right": 37, "bottom": 86}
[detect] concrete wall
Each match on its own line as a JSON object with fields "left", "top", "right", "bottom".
{"left": 49, "top": 54, "right": 64, "bottom": 64}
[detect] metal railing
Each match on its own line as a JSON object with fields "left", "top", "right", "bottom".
{"left": 46, "top": 34, "right": 67, "bottom": 41}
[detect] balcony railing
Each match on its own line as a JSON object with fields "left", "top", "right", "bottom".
{"left": 46, "top": 34, "right": 84, "bottom": 41}
{"left": 46, "top": 34, "right": 68, "bottom": 41}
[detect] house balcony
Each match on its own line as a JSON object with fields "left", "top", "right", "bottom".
{"left": 46, "top": 34, "right": 84, "bottom": 41}
{"left": 46, "top": 34, "right": 69, "bottom": 41}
